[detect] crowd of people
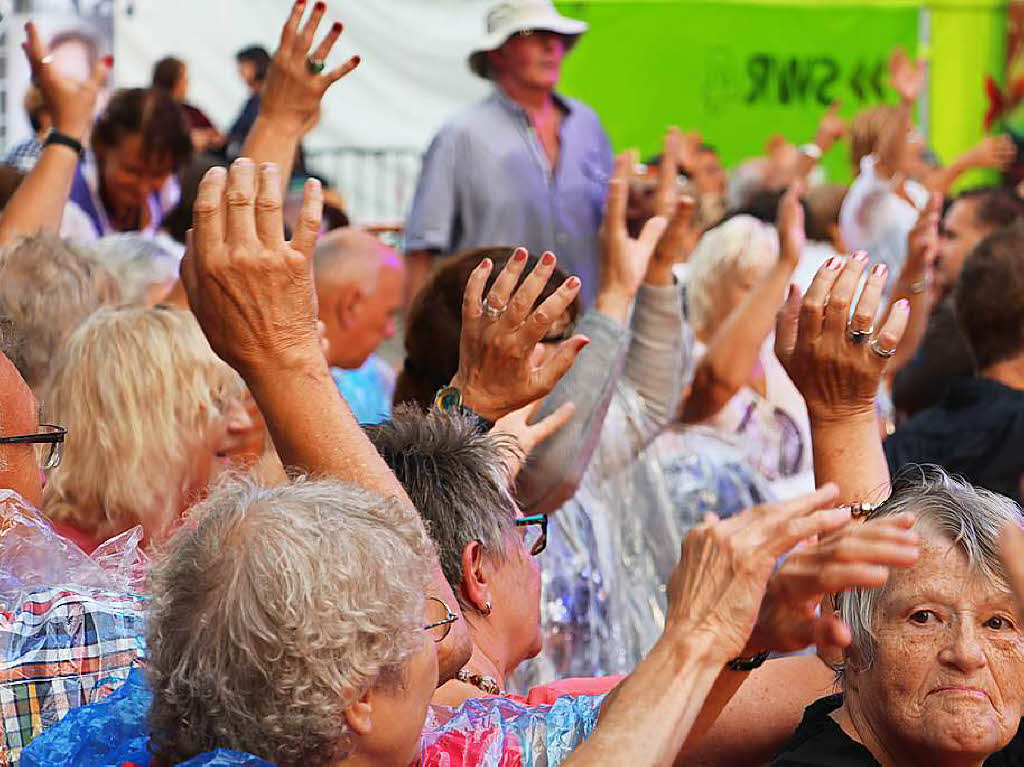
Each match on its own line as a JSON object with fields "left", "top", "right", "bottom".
{"left": 4, "top": 1, "right": 1024, "bottom": 765}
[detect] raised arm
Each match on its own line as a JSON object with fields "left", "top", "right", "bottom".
{"left": 0, "top": 22, "right": 108, "bottom": 246}
{"left": 514, "top": 148, "right": 669, "bottom": 513}
{"left": 925, "top": 134, "right": 1015, "bottom": 198}
{"left": 681, "top": 181, "right": 804, "bottom": 424}
{"left": 875, "top": 49, "right": 922, "bottom": 179}
{"left": 775, "top": 255, "right": 910, "bottom": 504}
{"left": 180, "top": 159, "right": 584, "bottom": 685}
{"left": 790, "top": 103, "right": 847, "bottom": 181}
{"left": 240, "top": 2, "right": 359, "bottom": 190}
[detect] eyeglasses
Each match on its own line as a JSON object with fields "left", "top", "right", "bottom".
{"left": 0, "top": 424, "right": 67, "bottom": 471}
{"left": 515, "top": 514, "right": 547, "bottom": 556}
{"left": 423, "top": 597, "right": 459, "bottom": 643}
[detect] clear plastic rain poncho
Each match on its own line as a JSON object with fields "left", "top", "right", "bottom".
{"left": 0, "top": 491, "right": 148, "bottom": 766}
{"left": 512, "top": 284, "right": 771, "bottom": 689}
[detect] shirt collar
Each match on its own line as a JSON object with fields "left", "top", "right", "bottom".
{"left": 491, "top": 86, "right": 573, "bottom": 118}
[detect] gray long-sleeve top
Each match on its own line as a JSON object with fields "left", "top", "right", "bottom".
{"left": 516, "top": 282, "right": 688, "bottom": 515}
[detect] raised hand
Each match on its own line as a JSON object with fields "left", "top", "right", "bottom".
{"left": 664, "top": 484, "right": 843, "bottom": 660}
{"left": 649, "top": 127, "right": 699, "bottom": 274}
{"left": 492, "top": 399, "right": 575, "bottom": 480}
{"left": 965, "top": 134, "right": 1017, "bottom": 171}
{"left": 22, "top": 20, "right": 110, "bottom": 141}
{"left": 453, "top": 249, "right": 588, "bottom": 422}
{"left": 777, "top": 179, "right": 806, "bottom": 266}
{"left": 775, "top": 253, "right": 910, "bottom": 421}
{"left": 180, "top": 159, "right": 324, "bottom": 380}
{"left": 904, "top": 195, "right": 940, "bottom": 295}
{"left": 888, "top": 48, "right": 925, "bottom": 104}
{"left": 261, "top": 1, "right": 360, "bottom": 136}
{"left": 597, "top": 151, "right": 670, "bottom": 316}
{"left": 814, "top": 102, "right": 847, "bottom": 151}
{"left": 748, "top": 512, "right": 919, "bottom": 654}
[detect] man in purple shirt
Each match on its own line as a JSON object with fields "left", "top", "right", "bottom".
{"left": 404, "top": 1, "right": 613, "bottom": 307}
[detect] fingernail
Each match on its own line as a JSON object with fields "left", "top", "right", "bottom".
{"left": 567, "top": 276, "right": 581, "bottom": 289}
{"left": 513, "top": 249, "right": 527, "bottom": 262}
{"left": 871, "top": 263, "right": 887, "bottom": 277}
{"left": 853, "top": 251, "right": 868, "bottom": 263}
{"left": 103, "top": 54, "right": 114, "bottom": 67}
{"left": 827, "top": 256, "right": 842, "bottom": 270}
{"left": 542, "top": 252, "right": 555, "bottom": 266}
{"left": 314, "top": 1, "right": 325, "bottom": 10}
{"left": 331, "top": 21, "right": 342, "bottom": 32}
{"left": 895, "top": 298, "right": 910, "bottom": 312}
{"left": 478, "top": 258, "right": 492, "bottom": 270}
{"left": 352, "top": 54, "right": 361, "bottom": 65}
{"left": 260, "top": 162, "right": 277, "bottom": 174}
{"left": 233, "top": 157, "right": 253, "bottom": 166}
{"left": 575, "top": 337, "right": 589, "bottom": 351}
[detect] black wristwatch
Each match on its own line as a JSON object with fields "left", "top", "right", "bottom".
{"left": 44, "top": 130, "right": 84, "bottom": 157}
{"left": 727, "top": 649, "right": 771, "bottom": 671}
{"left": 432, "top": 385, "right": 495, "bottom": 433}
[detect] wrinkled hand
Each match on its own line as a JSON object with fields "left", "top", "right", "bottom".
{"left": 664, "top": 485, "right": 843, "bottom": 661}
{"left": 492, "top": 399, "right": 575, "bottom": 480}
{"left": 22, "top": 21, "right": 109, "bottom": 141}
{"left": 888, "top": 48, "right": 925, "bottom": 104}
{"left": 454, "top": 249, "right": 587, "bottom": 422}
{"left": 748, "top": 513, "right": 919, "bottom": 655}
{"left": 814, "top": 102, "right": 847, "bottom": 151}
{"left": 966, "top": 134, "right": 1016, "bottom": 170}
{"left": 180, "top": 159, "right": 324, "bottom": 380}
{"left": 598, "top": 151, "right": 670, "bottom": 308}
{"left": 905, "top": 196, "right": 940, "bottom": 279}
{"left": 260, "top": 2, "right": 360, "bottom": 135}
{"left": 775, "top": 253, "right": 910, "bottom": 422}
{"left": 777, "top": 179, "right": 806, "bottom": 266}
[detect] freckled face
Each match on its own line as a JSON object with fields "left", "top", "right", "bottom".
{"left": 846, "top": 529, "right": 1024, "bottom": 761}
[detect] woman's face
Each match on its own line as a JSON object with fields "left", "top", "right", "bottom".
{"left": 487, "top": 521, "right": 544, "bottom": 671}
{"left": 706, "top": 261, "right": 770, "bottom": 334}
{"left": 360, "top": 616, "right": 439, "bottom": 766}
{"left": 180, "top": 397, "right": 255, "bottom": 516}
{"left": 97, "top": 133, "right": 176, "bottom": 216}
{"left": 846, "top": 528, "right": 1024, "bottom": 762}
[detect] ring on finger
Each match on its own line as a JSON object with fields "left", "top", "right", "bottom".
{"left": 846, "top": 325, "right": 874, "bottom": 345}
{"left": 869, "top": 339, "right": 897, "bottom": 359}
{"left": 306, "top": 56, "right": 326, "bottom": 74}
{"left": 482, "top": 299, "right": 507, "bottom": 319}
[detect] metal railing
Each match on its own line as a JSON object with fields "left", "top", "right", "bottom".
{"left": 305, "top": 146, "right": 423, "bottom": 239}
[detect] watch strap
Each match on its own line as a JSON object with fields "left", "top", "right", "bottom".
{"left": 44, "top": 130, "right": 84, "bottom": 157}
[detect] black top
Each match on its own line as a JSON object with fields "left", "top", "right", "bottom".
{"left": 892, "top": 297, "right": 975, "bottom": 417}
{"left": 771, "top": 694, "right": 1024, "bottom": 766}
{"left": 884, "top": 376, "right": 1024, "bottom": 505}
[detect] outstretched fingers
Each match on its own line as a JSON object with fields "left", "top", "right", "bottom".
{"left": 192, "top": 166, "right": 228, "bottom": 272}
{"left": 871, "top": 298, "right": 910, "bottom": 365}
{"left": 520, "top": 272, "right": 581, "bottom": 346}
{"left": 254, "top": 163, "right": 286, "bottom": 251}
{"left": 289, "top": 177, "right": 323, "bottom": 259}
{"left": 224, "top": 159, "right": 258, "bottom": 249}
{"left": 775, "top": 284, "right": 801, "bottom": 367}
{"left": 797, "top": 256, "right": 843, "bottom": 349}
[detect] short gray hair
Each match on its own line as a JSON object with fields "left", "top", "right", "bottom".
{"left": 837, "top": 466, "right": 1023, "bottom": 674}
{"left": 86, "top": 233, "right": 180, "bottom": 305}
{"left": 366, "top": 406, "right": 521, "bottom": 609}
{"left": 147, "top": 476, "right": 434, "bottom": 767}
{"left": 0, "top": 233, "right": 121, "bottom": 390}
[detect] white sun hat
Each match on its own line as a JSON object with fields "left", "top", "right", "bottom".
{"left": 468, "top": 0, "right": 588, "bottom": 79}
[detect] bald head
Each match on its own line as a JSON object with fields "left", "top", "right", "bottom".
{"left": 314, "top": 228, "right": 405, "bottom": 370}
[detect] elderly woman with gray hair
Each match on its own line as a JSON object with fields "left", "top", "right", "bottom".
{"left": 772, "top": 468, "right": 1024, "bottom": 766}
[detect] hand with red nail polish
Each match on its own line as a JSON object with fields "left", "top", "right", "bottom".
{"left": 452, "top": 248, "right": 588, "bottom": 422}
{"left": 21, "top": 20, "right": 107, "bottom": 142}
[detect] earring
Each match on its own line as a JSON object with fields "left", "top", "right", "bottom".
{"left": 481, "top": 600, "right": 492, "bottom": 616}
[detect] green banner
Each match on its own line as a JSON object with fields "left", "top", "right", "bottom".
{"left": 554, "top": 1, "right": 922, "bottom": 183}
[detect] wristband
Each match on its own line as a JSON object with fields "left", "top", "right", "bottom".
{"left": 799, "top": 142, "right": 823, "bottom": 161}
{"left": 727, "top": 649, "right": 771, "bottom": 671}
{"left": 44, "top": 130, "right": 84, "bottom": 157}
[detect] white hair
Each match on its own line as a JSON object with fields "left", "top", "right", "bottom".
{"left": 147, "top": 475, "right": 435, "bottom": 766}
{"left": 86, "top": 233, "right": 180, "bottom": 305}
{"left": 836, "top": 466, "right": 1024, "bottom": 675}
{"left": 684, "top": 214, "right": 779, "bottom": 335}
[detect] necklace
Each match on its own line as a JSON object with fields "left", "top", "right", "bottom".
{"left": 456, "top": 668, "right": 505, "bottom": 696}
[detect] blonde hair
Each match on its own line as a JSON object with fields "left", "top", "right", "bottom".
{"left": 42, "top": 306, "right": 242, "bottom": 541}
{"left": 850, "top": 104, "right": 903, "bottom": 172}
{"left": 684, "top": 215, "right": 779, "bottom": 336}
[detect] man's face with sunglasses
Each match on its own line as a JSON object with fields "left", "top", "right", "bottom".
{"left": 0, "top": 351, "right": 43, "bottom": 507}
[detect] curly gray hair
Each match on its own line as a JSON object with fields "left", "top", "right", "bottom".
{"left": 365, "top": 406, "right": 521, "bottom": 610}
{"left": 836, "top": 466, "right": 1023, "bottom": 675}
{"left": 146, "top": 476, "right": 435, "bottom": 767}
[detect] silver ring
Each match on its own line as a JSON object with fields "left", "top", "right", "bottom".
{"left": 306, "top": 56, "right": 325, "bottom": 74}
{"left": 846, "top": 326, "right": 874, "bottom": 345}
{"left": 869, "top": 339, "right": 897, "bottom": 359}
{"left": 482, "top": 299, "right": 506, "bottom": 319}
